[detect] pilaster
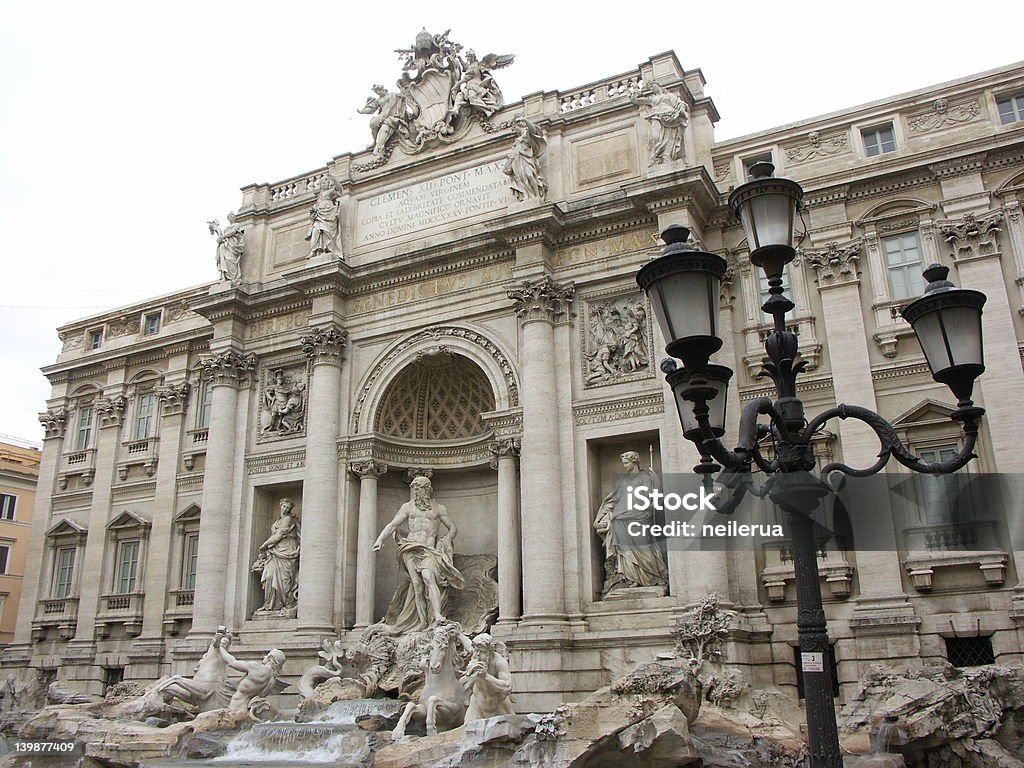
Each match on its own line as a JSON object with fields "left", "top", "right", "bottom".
{"left": 489, "top": 438, "right": 522, "bottom": 622}
{"left": 351, "top": 459, "right": 387, "bottom": 629}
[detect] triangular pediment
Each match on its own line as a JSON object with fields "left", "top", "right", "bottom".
{"left": 174, "top": 504, "right": 201, "bottom": 524}
{"left": 891, "top": 398, "right": 956, "bottom": 427}
{"left": 46, "top": 519, "right": 87, "bottom": 538}
{"left": 107, "top": 510, "right": 151, "bottom": 531}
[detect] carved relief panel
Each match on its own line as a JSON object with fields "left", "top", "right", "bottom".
{"left": 256, "top": 360, "right": 310, "bottom": 442}
{"left": 580, "top": 291, "right": 654, "bottom": 388}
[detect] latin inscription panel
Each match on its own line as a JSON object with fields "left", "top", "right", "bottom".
{"left": 355, "top": 161, "right": 508, "bottom": 246}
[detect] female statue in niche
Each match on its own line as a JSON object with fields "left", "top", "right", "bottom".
{"left": 253, "top": 498, "right": 301, "bottom": 615}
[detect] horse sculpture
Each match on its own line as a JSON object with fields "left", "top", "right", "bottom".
{"left": 392, "top": 620, "right": 472, "bottom": 738}
{"left": 141, "top": 627, "right": 231, "bottom": 713}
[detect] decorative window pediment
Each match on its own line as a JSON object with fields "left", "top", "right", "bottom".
{"left": 107, "top": 510, "right": 151, "bottom": 537}
{"left": 46, "top": 519, "right": 88, "bottom": 541}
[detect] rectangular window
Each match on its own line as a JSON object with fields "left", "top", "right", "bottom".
{"left": 134, "top": 393, "right": 156, "bottom": 439}
{"left": 919, "top": 445, "right": 965, "bottom": 526}
{"left": 862, "top": 123, "right": 896, "bottom": 156}
{"left": 75, "top": 406, "right": 94, "bottom": 451}
{"left": 0, "top": 493, "right": 15, "bottom": 521}
{"left": 742, "top": 152, "right": 774, "bottom": 179}
{"left": 182, "top": 533, "right": 200, "bottom": 590}
{"left": 997, "top": 93, "right": 1024, "bottom": 125}
{"left": 0, "top": 544, "right": 10, "bottom": 575}
{"left": 116, "top": 540, "right": 139, "bottom": 593}
{"left": 757, "top": 264, "right": 792, "bottom": 323}
{"left": 143, "top": 312, "right": 161, "bottom": 335}
{"left": 54, "top": 547, "right": 76, "bottom": 599}
{"left": 198, "top": 381, "right": 213, "bottom": 429}
{"left": 88, "top": 329, "right": 103, "bottom": 350}
{"left": 882, "top": 232, "right": 925, "bottom": 300}
{"left": 946, "top": 636, "right": 995, "bottom": 667}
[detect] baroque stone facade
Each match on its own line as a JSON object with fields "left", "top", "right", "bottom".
{"left": 7, "top": 42, "right": 1024, "bottom": 717}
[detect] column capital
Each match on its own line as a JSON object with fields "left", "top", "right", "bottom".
{"left": 940, "top": 211, "right": 1004, "bottom": 263}
{"left": 95, "top": 396, "right": 127, "bottom": 429}
{"left": 199, "top": 349, "right": 258, "bottom": 388}
{"left": 507, "top": 276, "right": 574, "bottom": 324}
{"left": 38, "top": 408, "right": 67, "bottom": 440}
{"left": 804, "top": 240, "right": 863, "bottom": 288}
{"left": 406, "top": 467, "right": 432, "bottom": 483}
{"left": 488, "top": 437, "right": 521, "bottom": 469}
{"left": 156, "top": 382, "right": 190, "bottom": 418}
{"left": 350, "top": 459, "right": 388, "bottom": 479}
{"left": 301, "top": 324, "right": 348, "bottom": 366}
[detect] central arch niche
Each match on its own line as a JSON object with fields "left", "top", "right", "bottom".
{"left": 374, "top": 352, "right": 496, "bottom": 441}
{"left": 369, "top": 351, "right": 502, "bottom": 623}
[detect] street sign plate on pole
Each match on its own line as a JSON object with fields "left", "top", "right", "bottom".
{"left": 801, "top": 652, "right": 824, "bottom": 672}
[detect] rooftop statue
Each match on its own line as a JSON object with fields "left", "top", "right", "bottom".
{"left": 503, "top": 115, "right": 547, "bottom": 201}
{"left": 305, "top": 175, "right": 344, "bottom": 259}
{"left": 631, "top": 82, "right": 689, "bottom": 165}
{"left": 356, "top": 29, "right": 514, "bottom": 166}
{"left": 208, "top": 213, "right": 244, "bottom": 283}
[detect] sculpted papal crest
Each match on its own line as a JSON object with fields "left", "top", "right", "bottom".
{"left": 356, "top": 29, "right": 514, "bottom": 166}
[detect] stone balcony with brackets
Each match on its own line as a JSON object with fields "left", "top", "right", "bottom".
{"left": 903, "top": 519, "right": 1008, "bottom": 592}
{"left": 162, "top": 588, "right": 195, "bottom": 636}
{"left": 95, "top": 592, "right": 144, "bottom": 638}
{"left": 57, "top": 448, "right": 96, "bottom": 490}
{"left": 761, "top": 541, "right": 855, "bottom": 603}
{"left": 117, "top": 437, "right": 159, "bottom": 480}
{"left": 32, "top": 596, "right": 79, "bottom": 642}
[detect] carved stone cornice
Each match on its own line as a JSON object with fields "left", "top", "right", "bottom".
{"left": 156, "top": 383, "right": 190, "bottom": 417}
{"left": 940, "top": 212, "right": 1003, "bottom": 262}
{"left": 199, "top": 349, "right": 258, "bottom": 388}
{"left": 507, "top": 276, "right": 574, "bottom": 324}
{"left": 488, "top": 437, "right": 521, "bottom": 469}
{"left": 95, "top": 396, "right": 127, "bottom": 429}
{"left": 38, "top": 409, "right": 67, "bottom": 440}
{"left": 350, "top": 459, "right": 388, "bottom": 479}
{"left": 300, "top": 325, "right": 348, "bottom": 366}
{"left": 927, "top": 153, "right": 987, "bottom": 179}
{"left": 803, "top": 241, "right": 863, "bottom": 287}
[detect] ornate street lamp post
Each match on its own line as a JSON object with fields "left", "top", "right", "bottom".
{"left": 637, "top": 163, "right": 988, "bottom": 768}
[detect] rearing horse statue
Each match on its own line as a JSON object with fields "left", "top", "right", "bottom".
{"left": 392, "top": 620, "right": 472, "bottom": 738}
{"left": 141, "top": 627, "right": 231, "bottom": 713}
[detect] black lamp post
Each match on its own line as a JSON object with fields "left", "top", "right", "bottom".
{"left": 637, "top": 162, "right": 987, "bottom": 768}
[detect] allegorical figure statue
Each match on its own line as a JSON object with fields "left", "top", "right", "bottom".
{"left": 631, "top": 82, "right": 689, "bottom": 164}
{"left": 217, "top": 643, "right": 286, "bottom": 713}
{"left": 594, "top": 451, "right": 668, "bottom": 595}
{"left": 306, "top": 175, "right": 343, "bottom": 259}
{"left": 358, "top": 84, "right": 413, "bottom": 156}
{"left": 461, "top": 633, "right": 514, "bottom": 721}
{"left": 207, "top": 212, "right": 244, "bottom": 283}
{"left": 373, "top": 476, "right": 465, "bottom": 633}
{"left": 503, "top": 116, "right": 547, "bottom": 202}
{"left": 253, "top": 499, "right": 300, "bottom": 614}
{"left": 451, "top": 50, "right": 514, "bottom": 118}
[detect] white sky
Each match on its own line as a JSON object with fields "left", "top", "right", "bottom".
{"left": 1, "top": 0, "right": 1021, "bottom": 443}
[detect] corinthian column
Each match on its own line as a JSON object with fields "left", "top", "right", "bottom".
{"left": 351, "top": 459, "right": 387, "bottom": 629}
{"left": 190, "top": 350, "right": 256, "bottom": 636}
{"left": 489, "top": 438, "right": 521, "bottom": 622}
{"left": 296, "top": 325, "right": 347, "bottom": 632}
{"left": 507, "top": 276, "right": 573, "bottom": 622}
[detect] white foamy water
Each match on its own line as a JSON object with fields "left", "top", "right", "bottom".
{"left": 214, "top": 722, "right": 369, "bottom": 765}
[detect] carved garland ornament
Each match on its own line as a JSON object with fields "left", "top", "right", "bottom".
{"left": 352, "top": 326, "right": 520, "bottom": 432}
{"left": 784, "top": 131, "right": 848, "bottom": 164}
{"left": 907, "top": 98, "right": 980, "bottom": 133}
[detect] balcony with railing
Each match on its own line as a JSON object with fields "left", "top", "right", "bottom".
{"left": 95, "top": 592, "right": 144, "bottom": 637}
{"left": 32, "top": 596, "right": 79, "bottom": 641}
{"left": 117, "top": 437, "right": 159, "bottom": 479}
{"left": 183, "top": 428, "right": 209, "bottom": 471}
{"left": 903, "top": 518, "right": 1008, "bottom": 591}
{"left": 760, "top": 541, "right": 855, "bottom": 603}
{"left": 163, "top": 588, "right": 195, "bottom": 636}
{"left": 57, "top": 448, "right": 96, "bottom": 490}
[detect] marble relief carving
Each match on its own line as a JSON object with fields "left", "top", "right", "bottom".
{"left": 784, "top": 130, "right": 848, "bottom": 164}
{"left": 908, "top": 98, "right": 980, "bottom": 132}
{"left": 582, "top": 294, "right": 652, "bottom": 387}
{"left": 259, "top": 367, "right": 307, "bottom": 438}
